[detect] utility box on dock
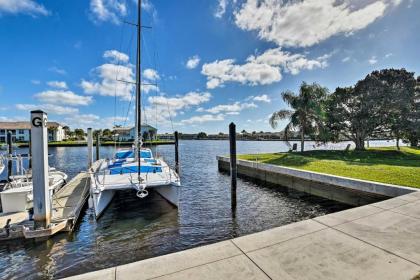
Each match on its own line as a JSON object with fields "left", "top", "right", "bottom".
{"left": 31, "top": 110, "right": 51, "bottom": 229}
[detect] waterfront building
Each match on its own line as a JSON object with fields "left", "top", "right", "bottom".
{"left": 0, "top": 121, "right": 65, "bottom": 143}
{"left": 158, "top": 133, "right": 175, "bottom": 140}
{"left": 113, "top": 124, "right": 158, "bottom": 141}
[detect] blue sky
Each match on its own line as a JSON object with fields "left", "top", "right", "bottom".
{"left": 0, "top": 0, "right": 419, "bottom": 133}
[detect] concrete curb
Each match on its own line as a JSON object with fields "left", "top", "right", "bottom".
{"left": 217, "top": 156, "right": 418, "bottom": 199}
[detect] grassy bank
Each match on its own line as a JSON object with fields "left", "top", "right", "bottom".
{"left": 239, "top": 147, "right": 420, "bottom": 188}
{"left": 15, "top": 140, "right": 174, "bottom": 147}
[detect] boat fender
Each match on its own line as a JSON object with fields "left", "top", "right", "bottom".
{"left": 88, "top": 196, "right": 93, "bottom": 208}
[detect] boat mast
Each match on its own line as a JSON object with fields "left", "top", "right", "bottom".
{"left": 135, "top": 0, "right": 142, "bottom": 177}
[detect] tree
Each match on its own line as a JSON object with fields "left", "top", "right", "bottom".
{"left": 326, "top": 69, "right": 417, "bottom": 150}
{"left": 62, "top": 126, "right": 70, "bottom": 139}
{"left": 370, "top": 69, "right": 416, "bottom": 150}
{"left": 93, "top": 129, "right": 102, "bottom": 138}
{"left": 405, "top": 76, "right": 420, "bottom": 147}
{"left": 197, "top": 132, "right": 207, "bottom": 139}
{"left": 102, "top": 129, "right": 112, "bottom": 138}
{"left": 74, "top": 129, "right": 85, "bottom": 140}
{"left": 270, "top": 82, "right": 328, "bottom": 152}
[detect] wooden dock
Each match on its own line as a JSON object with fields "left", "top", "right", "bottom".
{"left": 52, "top": 172, "right": 90, "bottom": 231}
{"left": 0, "top": 172, "right": 90, "bottom": 241}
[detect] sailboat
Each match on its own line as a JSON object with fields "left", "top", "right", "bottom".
{"left": 89, "top": 0, "right": 181, "bottom": 218}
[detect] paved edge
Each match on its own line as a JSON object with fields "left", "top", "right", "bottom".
{"left": 60, "top": 191, "right": 420, "bottom": 280}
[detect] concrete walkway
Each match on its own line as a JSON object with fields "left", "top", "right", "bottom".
{"left": 64, "top": 191, "right": 420, "bottom": 280}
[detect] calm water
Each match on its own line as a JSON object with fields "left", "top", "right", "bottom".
{"left": 0, "top": 140, "right": 400, "bottom": 279}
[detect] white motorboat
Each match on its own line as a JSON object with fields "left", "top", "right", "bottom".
{"left": 0, "top": 154, "right": 4, "bottom": 175}
{"left": 89, "top": 0, "right": 181, "bottom": 218}
{"left": 0, "top": 169, "right": 68, "bottom": 213}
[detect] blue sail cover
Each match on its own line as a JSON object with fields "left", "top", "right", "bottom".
{"left": 109, "top": 165, "right": 162, "bottom": 175}
{"left": 115, "top": 150, "right": 153, "bottom": 159}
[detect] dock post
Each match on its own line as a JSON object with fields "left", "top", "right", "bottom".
{"left": 229, "top": 122, "right": 237, "bottom": 212}
{"left": 28, "top": 130, "right": 32, "bottom": 169}
{"left": 87, "top": 128, "right": 93, "bottom": 169}
{"left": 7, "top": 131, "right": 13, "bottom": 181}
{"left": 31, "top": 110, "right": 51, "bottom": 229}
{"left": 174, "top": 131, "right": 180, "bottom": 174}
{"left": 96, "top": 132, "right": 100, "bottom": 161}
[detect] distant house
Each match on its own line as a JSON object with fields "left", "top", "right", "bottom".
{"left": 158, "top": 133, "right": 175, "bottom": 140}
{"left": 0, "top": 121, "right": 66, "bottom": 143}
{"left": 113, "top": 124, "right": 157, "bottom": 141}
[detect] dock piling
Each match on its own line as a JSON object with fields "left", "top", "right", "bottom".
{"left": 6, "top": 131, "right": 13, "bottom": 181}
{"left": 174, "top": 131, "right": 180, "bottom": 174}
{"left": 30, "top": 110, "right": 51, "bottom": 230}
{"left": 29, "top": 130, "right": 32, "bottom": 169}
{"left": 96, "top": 132, "right": 100, "bottom": 161}
{"left": 87, "top": 128, "right": 93, "bottom": 169}
{"left": 229, "top": 122, "right": 237, "bottom": 212}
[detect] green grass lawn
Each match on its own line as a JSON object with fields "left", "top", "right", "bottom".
{"left": 238, "top": 147, "right": 420, "bottom": 188}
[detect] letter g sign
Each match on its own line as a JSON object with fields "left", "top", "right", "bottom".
{"left": 32, "top": 116, "right": 47, "bottom": 127}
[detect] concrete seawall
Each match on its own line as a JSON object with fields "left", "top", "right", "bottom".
{"left": 217, "top": 156, "right": 417, "bottom": 206}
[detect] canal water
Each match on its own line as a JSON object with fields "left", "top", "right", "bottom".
{"left": 0, "top": 140, "right": 399, "bottom": 279}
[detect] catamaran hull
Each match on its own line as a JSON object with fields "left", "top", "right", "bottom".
{"left": 91, "top": 189, "right": 115, "bottom": 218}
{"left": 154, "top": 184, "right": 181, "bottom": 207}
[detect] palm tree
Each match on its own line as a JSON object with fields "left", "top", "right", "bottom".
{"left": 270, "top": 82, "right": 327, "bottom": 152}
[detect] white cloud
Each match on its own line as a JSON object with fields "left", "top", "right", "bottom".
{"left": 148, "top": 92, "right": 211, "bottom": 111}
{"left": 35, "top": 90, "right": 93, "bottom": 106}
{"left": 202, "top": 48, "right": 328, "bottom": 88}
{"left": 145, "top": 91, "right": 212, "bottom": 124}
{"left": 47, "top": 81, "right": 68, "bottom": 89}
{"left": 31, "top": 80, "right": 41, "bottom": 85}
{"left": 48, "top": 66, "right": 66, "bottom": 75}
{"left": 141, "top": 0, "right": 151, "bottom": 11}
{"left": 64, "top": 114, "right": 101, "bottom": 129}
{"left": 104, "top": 50, "right": 129, "bottom": 63}
{"left": 16, "top": 104, "right": 78, "bottom": 115}
{"left": 205, "top": 101, "right": 257, "bottom": 114}
{"left": 81, "top": 50, "right": 135, "bottom": 101}
{"left": 0, "top": 0, "right": 49, "bottom": 16}
{"left": 368, "top": 56, "right": 378, "bottom": 65}
{"left": 181, "top": 114, "right": 225, "bottom": 124}
{"left": 385, "top": 53, "right": 393, "bottom": 58}
{"left": 214, "top": 0, "right": 228, "bottom": 18}
{"left": 202, "top": 58, "right": 281, "bottom": 89}
{"left": 342, "top": 56, "right": 351, "bottom": 63}
{"left": 89, "top": 0, "right": 127, "bottom": 24}
{"left": 0, "top": 116, "right": 26, "bottom": 122}
{"left": 142, "top": 84, "right": 159, "bottom": 94}
{"left": 186, "top": 55, "right": 201, "bottom": 69}
{"left": 143, "top": 69, "right": 160, "bottom": 81}
{"left": 234, "top": 0, "right": 397, "bottom": 48}
{"left": 253, "top": 94, "right": 271, "bottom": 103}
